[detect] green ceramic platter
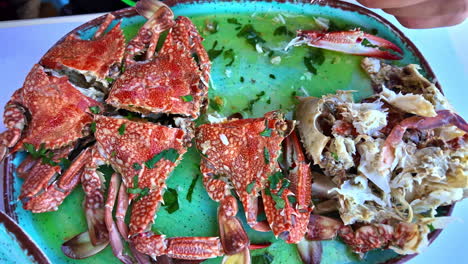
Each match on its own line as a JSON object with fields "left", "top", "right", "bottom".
{"left": 3, "top": 1, "right": 444, "bottom": 263}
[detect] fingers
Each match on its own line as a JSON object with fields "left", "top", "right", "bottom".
{"left": 396, "top": 12, "right": 468, "bottom": 28}
{"left": 383, "top": 0, "right": 467, "bottom": 17}
{"left": 359, "top": 0, "right": 468, "bottom": 28}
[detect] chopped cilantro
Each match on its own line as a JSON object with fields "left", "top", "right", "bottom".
{"left": 90, "top": 122, "right": 96, "bottom": 133}
{"left": 163, "top": 188, "right": 179, "bottom": 214}
{"left": 151, "top": 225, "right": 162, "bottom": 235}
{"left": 227, "top": 18, "right": 241, "bottom": 25}
{"left": 133, "top": 163, "right": 142, "bottom": 171}
{"left": 97, "top": 164, "right": 115, "bottom": 179}
{"left": 303, "top": 48, "right": 325, "bottom": 75}
{"left": 240, "top": 76, "right": 245, "bottom": 83}
{"left": 287, "top": 196, "right": 297, "bottom": 204}
{"left": 260, "top": 127, "right": 272, "bottom": 137}
{"left": 208, "top": 40, "right": 224, "bottom": 61}
{"left": 89, "top": 106, "right": 100, "bottom": 114}
{"left": 58, "top": 158, "right": 71, "bottom": 170}
{"left": 111, "top": 151, "right": 117, "bottom": 157}
{"left": 252, "top": 252, "right": 274, "bottom": 264}
{"left": 246, "top": 181, "right": 256, "bottom": 194}
{"left": 236, "top": 24, "right": 266, "bottom": 50}
{"left": 121, "top": 64, "right": 126, "bottom": 73}
{"left": 269, "top": 74, "right": 276, "bottom": 79}
{"left": 127, "top": 188, "right": 142, "bottom": 194}
{"left": 361, "top": 38, "right": 379, "bottom": 48}
{"left": 304, "top": 57, "right": 317, "bottom": 75}
{"left": 181, "top": 95, "right": 193, "bottom": 102}
{"left": 118, "top": 124, "right": 126, "bottom": 135}
{"left": 120, "top": 0, "right": 136, "bottom": 7}
{"left": 277, "top": 179, "right": 290, "bottom": 196}
{"left": 263, "top": 147, "right": 270, "bottom": 164}
{"left": 209, "top": 96, "right": 224, "bottom": 112}
{"left": 272, "top": 193, "right": 285, "bottom": 209}
{"left": 145, "top": 148, "right": 179, "bottom": 169}
{"left": 105, "top": 77, "right": 115, "bottom": 83}
{"left": 428, "top": 224, "right": 435, "bottom": 232}
{"left": 223, "top": 49, "right": 235, "bottom": 67}
{"left": 186, "top": 174, "right": 199, "bottom": 202}
{"left": 243, "top": 91, "right": 265, "bottom": 113}
{"left": 266, "top": 98, "right": 271, "bottom": 104}
{"left": 331, "top": 152, "right": 339, "bottom": 161}
{"left": 23, "top": 143, "right": 47, "bottom": 159}
{"left": 273, "top": 25, "right": 294, "bottom": 37}
{"left": 268, "top": 172, "right": 283, "bottom": 189}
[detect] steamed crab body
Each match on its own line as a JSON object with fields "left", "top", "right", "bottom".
{"left": 40, "top": 13, "right": 126, "bottom": 90}
{"left": 106, "top": 8, "right": 210, "bottom": 119}
{"left": 287, "top": 30, "right": 403, "bottom": 60}
{"left": 195, "top": 111, "right": 312, "bottom": 257}
{"left": 0, "top": 64, "right": 100, "bottom": 212}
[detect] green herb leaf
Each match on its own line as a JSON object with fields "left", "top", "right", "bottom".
{"left": 118, "top": 123, "right": 126, "bottom": 135}
{"left": 260, "top": 127, "right": 272, "bottom": 137}
{"left": 133, "top": 163, "right": 142, "bottom": 171}
{"left": 252, "top": 252, "right": 274, "bottom": 264}
{"left": 304, "top": 57, "right": 317, "bottom": 75}
{"left": 59, "top": 158, "right": 71, "bottom": 170}
{"left": 273, "top": 26, "right": 294, "bottom": 37}
{"left": 207, "top": 40, "right": 224, "bottom": 61}
{"left": 209, "top": 96, "right": 224, "bottom": 112}
{"left": 331, "top": 152, "right": 339, "bottom": 161}
{"left": 361, "top": 38, "right": 379, "bottom": 48}
{"left": 133, "top": 175, "right": 139, "bottom": 188}
{"left": 121, "top": 64, "right": 126, "bottom": 73}
{"left": 269, "top": 74, "right": 276, "bottom": 79}
{"left": 277, "top": 179, "right": 290, "bottom": 196}
{"left": 163, "top": 188, "right": 179, "bottom": 214}
{"left": 246, "top": 181, "right": 256, "bottom": 194}
{"left": 90, "top": 122, "right": 96, "bottom": 133}
{"left": 127, "top": 188, "right": 142, "bottom": 194}
{"left": 287, "top": 195, "right": 297, "bottom": 204}
{"left": 272, "top": 193, "right": 285, "bottom": 209}
{"left": 111, "top": 151, "right": 117, "bottom": 157}
{"left": 97, "top": 164, "right": 115, "bottom": 179}
{"left": 151, "top": 225, "right": 162, "bottom": 235}
{"left": 237, "top": 24, "right": 266, "bottom": 50}
{"left": 145, "top": 148, "right": 179, "bottom": 169}
{"left": 105, "top": 77, "right": 115, "bottom": 83}
{"left": 89, "top": 106, "right": 100, "bottom": 114}
{"left": 181, "top": 95, "right": 193, "bottom": 102}
{"left": 240, "top": 76, "right": 245, "bottom": 83}
{"left": 268, "top": 172, "right": 283, "bottom": 189}
{"left": 263, "top": 147, "right": 270, "bottom": 164}
{"left": 227, "top": 18, "right": 241, "bottom": 25}
{"left": 186, "top": 174, "right": 200, "bottom": 202}
{"left": 243, "top": 91, "right": 265, "bottom": 113}
{"left": 428, "top": 224, "right": 435, "bottom": 232}
{"left": 223, "top": 49, "right": 235, "bottom": 67}
{"left": 304, "top": 48, "right": 325, "bottom": 75}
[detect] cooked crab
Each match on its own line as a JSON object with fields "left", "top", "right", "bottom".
{"left": 295, "top": 59, "right": 468, "bottom": 255}
{"left": 195, "top": 111, "right": 313, "bottom": 260}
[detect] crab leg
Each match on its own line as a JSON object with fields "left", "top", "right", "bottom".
{"left": 22, "top": 147, "right": 91, "bottom": 213}
{"left": 262, "top": 130, "right": 312, "bottom": 243}
{"left": 382, "top": 110, "right": 468, "bottom": 168}
{"left": 105, "top": 173, "right": 133, "bottom": 264}
{"left": 0, "top": 93, "right": 26, "bottom": 161}
{"left": 287, "top": 30, "right": 403, "bottom": 60}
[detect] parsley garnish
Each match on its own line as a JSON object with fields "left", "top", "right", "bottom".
{"left": 252, "top": 252, "right": 274, "bottom": 264}
{"left": 273, "top": 25, "right": 294, "bottom": 37}
{"left": 227, "top": 18, "right": 241, "bottom": 25}
{"left": 23, "top": 143, "right": 70, "bottom": 168}
{"left": 246, "top": 181, "right": 256, "bottom": 194}
{"left": 120, "top": 0, "right": 136, "bottom": 7}
{"left": 287, "top": 196, "right": 297, "bottom": 204}
{"left": 269, "top": 74, "right": 276, "bottom": 79}
{"left": 118, "top": 124, "right": 126, "bottom": 135}
{"left": 145, "top": 148, "right": 179, "bottom": 169}
{"left": 223, "top": 49, "right": 235, "bottom": 66}
{"left": 264, "top": 147, "right": 270, "bottom": 164}
{"left": 133, "top": 162, "right": 142, "bottom": 171}
{"left": 208, "top": 40, "right": 224, "bottom": 61}
{"left": 331, "top": 152, "right": 339, "bottom": 161}
{"left": 23, "top": 143, "right": 47, "bottom": 159}
{"left": 428, "top": 224, "right": 435, "bottom": 232}
{"left": 237, "top": 24, "right": 266, "bottom": 50}
{"left": 186, "top": 174, "right": 200, "bottom": 202}
{"left": 209, "top": 96, "right": 224, "bottom": 112}
{"left": 260, "top": 127, "right": 272, "bottom": 137}
{"left": 97, "top": 164, "right": 115, "bottom": 179}
{"left": 243, "top": 91, "right": 265, "bottom": 113}
{"left": 105, "top": 77, "right": 115, "bottom": 83}
{"left": 304, "top": 48, "right": 325, "bottom": 75}
{"left": 272, "top": 193, "right": 285, "bottom": 209}
{"left": 361, "top": 38, "right": 379, "bottom": 48}
{"left": 240, "top": 76, "right": 245, "bottom": 83}
{"left": 268, "top": 172, "right": 283, "bottom": 189}
{"left": 277, "top": 179, "right": 290, "bottom": 196}
{"left": 90, "top": 122, "right": 96, "bottom": 133}
{"left": 89, "top": 106, "right": 100, "bottom": 114}
{"left": 111, "top": 151, "right": 117, "bottom": 157}
{"left": 181, "top": 95, "right": 193, "bottom": 102}
{"left": 163, "top": 188, "right": 179, "bottom": 214}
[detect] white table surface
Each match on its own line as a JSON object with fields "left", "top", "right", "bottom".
{"left": 0, "top": 3, "right": 467, "bottom": 264}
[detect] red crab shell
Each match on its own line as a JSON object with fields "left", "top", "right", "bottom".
{"left": 196, "top": 111, "right": 291, "bottom": 225}
{"left": 93, "top": 115, "right": 188, "bottom": 235}
{"left": 12, "top": 64, "right": 101, "bottom": 151}
{"left": 106, "top": 16, "right": 208, "bottom": 118}
{"left": 40, "top": 19, "right": 126, "bottom": 81}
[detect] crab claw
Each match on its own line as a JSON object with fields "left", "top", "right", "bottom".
{"left": 287, "top": 30, "right": 403, "bottom": 60}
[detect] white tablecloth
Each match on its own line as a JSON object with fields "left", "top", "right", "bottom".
{"left": 0, "top": 4, "right": 467, "bottom": 264}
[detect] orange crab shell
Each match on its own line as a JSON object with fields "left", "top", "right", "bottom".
{"left": 106, "top": 16, "right": 207, "bottom": 118}
{"left": 40, "top": 21, "right": 126, "bottom": 80}
{"left": 196, "top": 111, "right": 291, "bottom": 225}
{"left": 93, "top": 115, "right": 189, "bottom": 235}
{"left": 12, "top": 64, "right": 101, "bottom": 151}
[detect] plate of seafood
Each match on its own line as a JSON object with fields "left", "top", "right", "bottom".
{"left": 1, "top": 0, "right": 467, "bottom": 263}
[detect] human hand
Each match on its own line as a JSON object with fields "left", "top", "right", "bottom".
{"left": 357, "top": 0, "right": 468, "bottom": 28}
